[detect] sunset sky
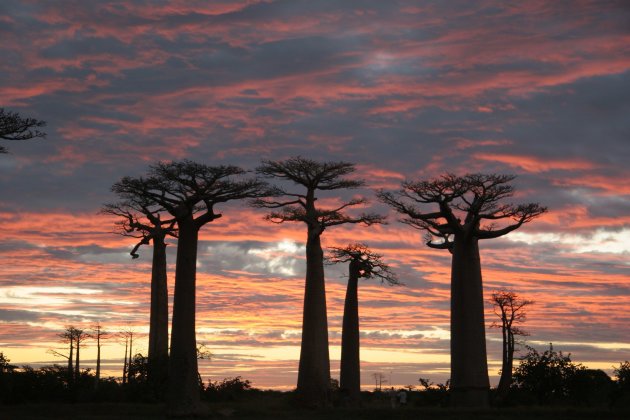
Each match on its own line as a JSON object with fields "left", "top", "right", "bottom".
{"left": 1, "top": 1, "right": 629, "bottom": 390}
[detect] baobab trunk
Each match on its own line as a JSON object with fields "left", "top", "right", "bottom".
{"left": 148, "top": 235, "right": 169, "bottom": 388}
{"left": 296, "top": 228, "right": 331, "bottom": 406}
{"left": 450, "top": 235, "right": 489, "bottom": 406}
{"left": 95, "top": 334, "right": 101, "bottom": 389}
{"left": 340, "top": 260, "right": 361, "bottom": 406}
{"left": 168, "top": 217, "right": 203, "bottom": 416}
{"left": 497, "top": 330, "right": 515, "bottom": 395}
{"left": 68, "top": 341, "right": 74, "bottom": 387}
{"left": 75, "top": 338, "right": 80, "bottom": 383}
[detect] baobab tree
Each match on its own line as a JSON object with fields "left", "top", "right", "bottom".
{"left": 326, "top": 243, "right": 398, "bottom": 406}
{"left": 112, "top": 160, "right": 271, "bottom": 416}
{"left": 48, "top": 327, "right": 77, "bottom": 386}
{"left": 73, "top": 327, "right": 90, "bottom": 384}
{"left": 102, "top": 198, "right": 176, "bottom": 387}
{"left": 120, "top": 328, "right": 136, "bottom": 385}
{"left": 0, "top": 108, "right": 46, "bottom": 153}
{"left": 490, "top": 290, "right": 533, "bottom": 398}
{"left": 48, "top": 326, "right": 88, "bottom": 386}
{"left": 378, "top": 173, "right": 546, "bottom": 407}
{"left": 90, "top": 322, "right": 109, "bottom": 390}
{"left": 254, "top": 157, "right": 383, "bottom": 407}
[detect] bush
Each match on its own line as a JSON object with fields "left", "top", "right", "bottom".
{"left": 203, "top": 376, "right": 252, "bottom": 402}
{"left": 512, "top": 344, "right": 584, "bottom": 405}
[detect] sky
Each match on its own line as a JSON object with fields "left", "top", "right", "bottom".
{"left": 1, "top": 0, "right": 629, "bottom": 390}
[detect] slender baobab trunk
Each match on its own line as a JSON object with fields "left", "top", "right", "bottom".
{"left": 340, "top": 260, "right": 361, "bottom": 406}
{"left": 149, "top": 234, "right": 169, "bottom": 388}
{"left": 122, "top": 338, "right": 128, "bottom": 385}
{"left": 497, "top": 329, "right": 515, "bottom": 395}
{"left": 296, "top": 228, "right": 331, "bottom": 407}
{"left": 168, "top": 217, "right": 202, "bottom": 416}
{"left": 95, "top": 333, "right": 101, "bottom": 389}
{"left": 127, "top": 333, "right": 133, "bottom": 384}
{"left": 450, "top": 235, "right": 489, "bottom": 407}
{"left": 75, "top": 337, "right": 80, "bottom": 383}
{"left": 67, "top": 340, "right": 74, "bottom": 387}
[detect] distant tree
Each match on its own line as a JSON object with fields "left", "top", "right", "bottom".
{"left": 102, "top": 198, "right": 177, "bottom": 387}
{"left": 326, "top": 243, "right": 398, "bottom": 406}
{"left": 0, "top": 352, "right": 16, "bottom": 374}
{"left": 615, "top": 361, "right": 630, "bottom": 390}
{"left": 128, "top": 353, "right": 149, "bottom": 384}
{"left": 73, "top": 328, "right": 90, "bottom": 384}
{"left": 255, "top": 157, "right": 383, "bottom": 407}
{"left": 490, "top": 290, "right": 533, "bottom": 398}
{"left": 112, "top": 160, "right": 272, "bottom": 416}
{"left": 90, "top": 322, "right": 108, "bottom": 389}
{"left": 372, "top": 372, "right": 387, "bottom": 391}
{"left": 378, "top": 173, "right": 547, "bottom": 407}
{"left": 48, "top": 326, "right": 81, "bottom": 387}
{"left": 196, "top": 342, "right": 213, "bottom": 388}
{"left": 0, "top": 108, "right": 46, "bottom": 153}
{"left": 119, "top": 328, "right": 136, "bottom": 385}
{"left": 513, "top": 343, "right": 584, "bottom": 404}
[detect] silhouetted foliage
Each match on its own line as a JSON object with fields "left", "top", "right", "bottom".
{"left": 203, "top": 376, "right": 252, "bottom": 402}
{"left": 413, "top": 377, "right": 451, "bottom": 407}
{"left": 379, "top": 173, "right": 547, "bottom": 407}
{"left": 0, "top": 108, "right": 46, "bottom": 153}
{"left": 512, "top": 344, "right": 585, "bottom": 405}
{"left": 613, "top": 361, "right": 630, "bottom": 407}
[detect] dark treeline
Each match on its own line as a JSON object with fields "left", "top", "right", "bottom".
{"left": 1, "top": 349, "right": 630, "bottom": 410}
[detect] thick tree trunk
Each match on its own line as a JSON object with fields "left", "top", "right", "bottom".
{"left": 148, "top": 235, "right": 169, "bottom": 390}
{"left": 340, "top": 261, "right": 361, "bottom": 406}
{"left": 168, "top": 218, "right": 203, "bottom": 416}
{"left": 296, "top": 229, "right": 331, "bottom": 407}
{"left": 450, "top": 235, "right": 489, "bottom": 407}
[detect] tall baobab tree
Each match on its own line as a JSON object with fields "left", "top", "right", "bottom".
{"left": 91, "top": 323, "right": 108, "bottom": 389}
{"left": 326, "top": 243, "right": 399, "bottom": 406}
{"left": 48, "top": 326, "right": 78, "bottom": 386}
{"left": 73, "top": 327, "right": 90, "bottom": 384}
{"left": 254, "top": 157, "right": 383, "bottom": 407}
{"left": 102, "top": 198, "right": 176, "bottom": 387}
{"left": 378, "top": 173, "right": 546, "bottom": 407}
{"left": 120, "top": 328, "right": 136, "bottom": 385}
{"left": 490, "top": 290, "right": 533, "bottom": 398}
{"left": 112, "top": 160, "right": 271, "bottom": 416}
{"left": 0, "top": 108, "right": 46, "bottom": 153}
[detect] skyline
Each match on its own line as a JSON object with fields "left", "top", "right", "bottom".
{"left": 1, "top": 0, "right": 629, "bottom": 389}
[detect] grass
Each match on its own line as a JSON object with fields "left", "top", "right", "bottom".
{"left": 2, "top": 394, "right": 629, "bottom": 420}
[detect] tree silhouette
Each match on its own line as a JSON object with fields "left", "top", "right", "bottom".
{"left": 73, "top": 328, "right": 89, "bottom": 384}
{"left": 254, "top": 156, "right": 383, "bottom": 407}
{"left": 119, "top": 328, "right": 136, "bottom": 385}
{"left": 102, "top": 197, "right": 177, "bottom": 388}
{"left": 112, "top": 160, "right": 271, "bottom": 416}
{"left": 90, "top": 323, "right": 108, "bottom": 390}
{"left": 490, "top": 290, "right": 533, "bottom": 398}
{"left": 0, "top": 108, "right": 46, "bottom": 153}
{"left": 378, "top": 173, "right": 546, "bottom": 407}
{"left": 48, "top": 326, "right": 85, "bottom": 387}
{"left": 326, "top": 243, "right": 398, "bottom": 406}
